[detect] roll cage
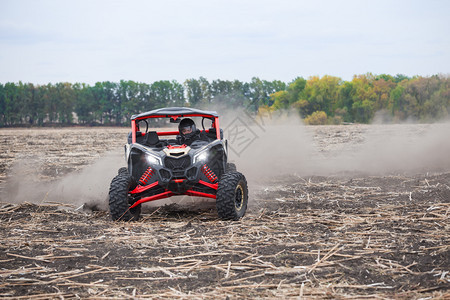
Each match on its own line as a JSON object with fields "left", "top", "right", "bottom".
{"left": 130, "top": 107, "right": 221, "bottom": 143}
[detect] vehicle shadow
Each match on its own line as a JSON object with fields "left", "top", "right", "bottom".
{"left": 140, "top": 197, "right": 218, "bottom": 222}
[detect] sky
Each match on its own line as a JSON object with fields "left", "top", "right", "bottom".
{"left": 0, "top": 0, "right": 449, "bottom": 85}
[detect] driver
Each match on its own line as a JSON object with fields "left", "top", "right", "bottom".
{"left": 178, "top": 118, "right": 202, "bottom": 145}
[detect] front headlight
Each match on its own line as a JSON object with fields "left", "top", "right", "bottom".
{"left": 146, "top": 153, "right": 162, "bottom": 165}
{"left": 193, "top": 150, "right": 208, "bottom": 164}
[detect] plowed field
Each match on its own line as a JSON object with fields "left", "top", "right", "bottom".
{"left": 0, "top": 124, "right": 449, "bottom": 299}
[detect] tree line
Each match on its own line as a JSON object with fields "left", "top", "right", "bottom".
{"left": 269, "top": 74, "right": 449, "bottom": 124}
{"left": 0, "top": 74, "right": 448, "bottom": 127}
{"left": 0, "top": 78, "right": 284, "bottom": 126}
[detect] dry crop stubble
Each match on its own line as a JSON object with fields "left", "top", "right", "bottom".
{"left": 0, "top": 124, "right": 449, "bottom": 299}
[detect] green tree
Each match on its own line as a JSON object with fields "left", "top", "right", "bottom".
{"left": 54, "top": 82, "right": 76, "bottom": 124}
{"left": 336, "top": 81, "right": 355, "bottom": 122}
{"left": 3, "top": 83, "right": 21, "bottom": 125}
{"left": 170, "top": 80, "right": 185, "bottom": 107}
{"left": 74, "top": 83, "right": 94, "bottom": 124}
{"left": 17, "top": 82, "right": 34, "bottom": 124}
{"left": 0, "top": 84, "right": 5, "bottom": 126}
{"left": 287, "top": 77, "right": 307, "bottom": 105}
{"left": 352, "top": 99, "right": 374, "bottom": 123}
{"left": 150, "top": 80, "right": 183, "bottom": 110}
{"left": 184, "top": 78, "right": 202, "bottom": 106}
{"left": 271, "top": 90, "right": 290, "bottom": 110}
{"left": 348, "top": 74, "right": 377, "bottom": 122}
{"left": 296, "top": 75, "right": 341, "bottom": 117}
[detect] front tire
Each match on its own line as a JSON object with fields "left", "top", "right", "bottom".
{"left": 226, "top": 162, "right": 237, "bottom": 173}
{"left": 118, "top": 167, "right": 128, "bottom": 175}
{"left": 109, "top": 173, "right": 141, "bottom": 221}
{"left": 216, "top": 172, "right": 248, "bottom": 220}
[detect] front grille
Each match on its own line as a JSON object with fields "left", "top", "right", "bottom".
{"left": 186, "top": 167, "right": 197, "bottom": 180}
{"left": 159, "top": 169, "right": 171, "bottom": 180}
{"left": 164, "top": 156, "right": 191, "bottom": 171}
{"left": 170, "top": 152, "right": 184, "bottom": 157}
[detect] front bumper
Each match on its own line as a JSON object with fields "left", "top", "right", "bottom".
{"left": 128, "top": 159, "right": 219, "bottom": 209}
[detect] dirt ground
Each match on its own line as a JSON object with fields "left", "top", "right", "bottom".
{"left": 0, "top": 125, "right": 449, "bottom": 299}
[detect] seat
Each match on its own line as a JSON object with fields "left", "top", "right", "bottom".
{"left": 206, "top": 128, "right": 223, "bottom": 140}
{"left": 144, "top": 131, "right": 160, "bottom": 147}
{"left": 128, "top": 131, "right": 144, "bottom": 144}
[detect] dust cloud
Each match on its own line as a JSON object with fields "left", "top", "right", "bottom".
{"left": 221, "top": 109, "right": 315, "bottom": 180}
{"left": 333, "top": 122, "right": 450, "bottom": 174}
{"left": 222, "top": 109, "right": 450, "bottom": 182}
{"left": 2, "top": 150, "right": 124, "bottom": 210}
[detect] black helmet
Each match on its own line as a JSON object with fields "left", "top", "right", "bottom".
{"left": 178, "top": 118, "right": 196, "bottom": 139}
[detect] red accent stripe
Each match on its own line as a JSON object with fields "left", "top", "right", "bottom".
{"left": 157, "top": 131, "right": 180, "bottom": 136}
{"left": 199, "top": 180, "right": 218, "bottom": 190}
{"left": 129, "top": 191, "right": 174, "bottom": 208}
{"left": 130, "top": 181, "right": 159, "bottom": 194}
{"left": 167, "top": 144, "right": 187, "bottom": 149}
{"left": 185, "top": 190, "right": 216, "bottom": 199}
{"left": 128, "top": 188, "right": 217, "bottom": 209}
{"left": 214, "top": 118, "right": 220, "bottom": 140}
{"left": 173, "top": 179, "right": 185, "bottom": 183}
{"left": 131, "top": 120, "right": 136, "bottom": 143}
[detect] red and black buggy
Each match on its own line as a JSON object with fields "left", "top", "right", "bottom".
{"left": 108, "top": 107, "right": 248, "bottom": 221}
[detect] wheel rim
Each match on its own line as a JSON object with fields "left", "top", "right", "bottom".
{"left": 235, "top": 184, "right": 244, "bottom": 210}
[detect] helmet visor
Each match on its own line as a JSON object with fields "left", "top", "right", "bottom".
{"left": 181, "top": 125, "right": 193, "bottom": 135}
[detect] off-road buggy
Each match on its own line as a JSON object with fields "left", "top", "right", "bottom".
{"left": 108, "top": 107, "right": 248, "bottom": 221}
